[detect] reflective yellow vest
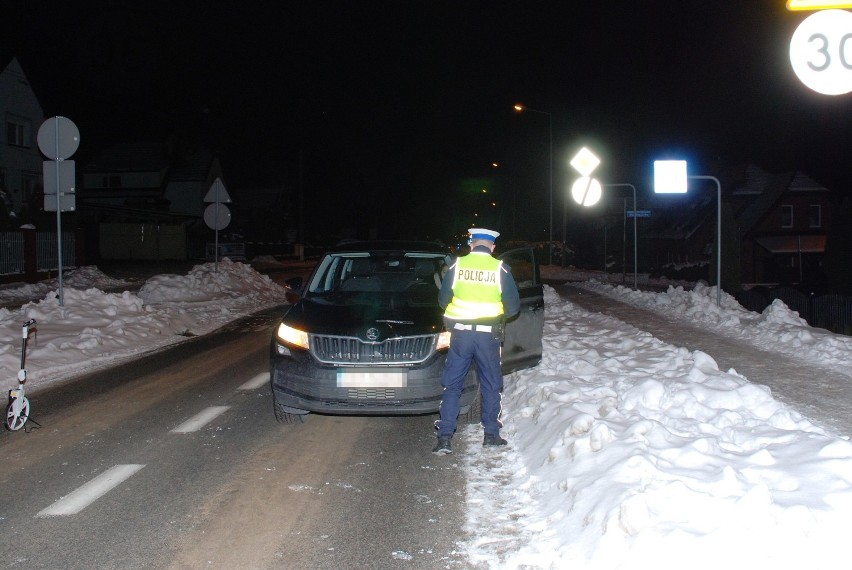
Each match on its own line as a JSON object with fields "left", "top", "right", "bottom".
{"left": 444, "top": 252, "right": 504, "bottom": 321}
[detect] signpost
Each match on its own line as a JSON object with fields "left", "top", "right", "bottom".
{"left": 654, "top": 160, "right": 722, "bottom": 307}
{"left": 203, "top": 177, "right": 232, "bottom": 271}
{"left": 37, "top": 116, "right": 80, "bottom": 306}
{"left": 568, "top": 147, "right": 639, "bottom": 289}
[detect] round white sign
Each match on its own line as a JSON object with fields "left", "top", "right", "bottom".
{"left": 204, "top": 203, "right": 231, "bottom": 230}
{"left": 37, "top": 116, "right": 80, "bottom": 160}
{"left": 789, "top": 9, "right": 852, "bottom": 96}
{"left": 571, "top": 177, "right": 602, "bottom": 207}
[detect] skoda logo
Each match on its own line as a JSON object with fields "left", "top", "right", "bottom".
{"left": 365, "top": 327, "right": 381, "bottom": 341}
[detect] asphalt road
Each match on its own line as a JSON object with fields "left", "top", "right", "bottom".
{"left": 0, "top": 307, "right": 471, "bottom": 570}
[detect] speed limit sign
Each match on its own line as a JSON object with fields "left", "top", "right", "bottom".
{"left": 790, "top": 9, "right": 852, "bottom": 95}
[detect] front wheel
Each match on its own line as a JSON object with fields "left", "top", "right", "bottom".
{"left": 273, "top": 398, "right": 306, "bottom": 425}
{"left": 5, "top": 396, "right": 30, "bottom": 431}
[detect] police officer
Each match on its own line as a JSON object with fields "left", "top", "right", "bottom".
{"left": 432, "top": 228, "right": 521, "bottom": 455}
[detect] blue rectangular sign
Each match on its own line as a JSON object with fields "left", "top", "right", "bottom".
{"left": 626, "top": 210, "right": 651, "bottom": 218}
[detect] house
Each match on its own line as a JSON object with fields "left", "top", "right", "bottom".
{"left": 79, "top": 138, "right": 226, "bottom": 260}
{"left": 731, "top": 165, "right": 833, "bottom": 285}
{"left": 645, "top": 164, "right": 835, "bottom": 288}
{"left": 0, "top": 57, "right": 44, "bottom": 222}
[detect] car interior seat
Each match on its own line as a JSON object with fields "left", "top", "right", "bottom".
{"left": 340, "top": 258, "right": 382, "bottom": 291}
{"left": 406, "top": 259, "right": 439, "bottom": 297}
{"left": 414, "top": 259, "right": 435, "bottom": 281}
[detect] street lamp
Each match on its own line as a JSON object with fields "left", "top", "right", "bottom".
{"left": 654, "top": 160, "right": 722, "bottom": 307}
{"left": 513, "top": 103, "right": 553, "bottom": 264}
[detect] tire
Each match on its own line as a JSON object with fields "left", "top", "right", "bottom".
{"left": 5, "top": 396, "right": 30, "bottom": 431}
{"left": 273, "top": 398, "right": 306, "bottom": 425}
{"left": 460, "top": 382, "right": 482, "bottom": 425}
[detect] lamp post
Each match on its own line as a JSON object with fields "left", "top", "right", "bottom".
{"left": 513, "top": 103, "right": 552, "bottom": 264}
{"left": 654, "top": 160, "right": 722, "bottom": 307}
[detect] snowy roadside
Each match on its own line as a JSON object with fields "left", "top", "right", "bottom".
{"left": 461, "top": 286, "right": 852, "bottom": 570}
{"left": 573, "top": 278, "right": 852, "bottom": 378}
{"left": 0, "top": 260, "right": 288, "bottom": 394}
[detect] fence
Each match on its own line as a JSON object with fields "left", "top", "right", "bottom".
{"left": 206, "top": 242, "right": 246, "bottom": 261}
{"left": 0, "top": 230, "right": 79, "bottom": 283}
{"left": 734, "top": 287, "right": 852, "bottom": 336}
{"left": 0, "top": 232, "right": 24, "bottom": 275}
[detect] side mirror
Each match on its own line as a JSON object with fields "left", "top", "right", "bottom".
{"left": 284, "top": 276, "right": 304, "bottom": 304}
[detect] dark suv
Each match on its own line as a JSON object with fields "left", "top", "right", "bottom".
{"left": 269, "top": 240, "right": 544, "bottom": 424}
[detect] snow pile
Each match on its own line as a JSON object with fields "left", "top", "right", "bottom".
{"left": 578, "top": 279, "right": 852, "bottom": 375}
{"left": 0, "top": 260, "right": 287, "bottom": 389}
{"left": 462, "top": 286, "right": 852, "bottom": 570}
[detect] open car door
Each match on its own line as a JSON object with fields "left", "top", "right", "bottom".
{"left": 499, "top": 247, "right": 544, "bottom": 373}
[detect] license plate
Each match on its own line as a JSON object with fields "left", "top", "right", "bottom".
{"left": 337, "top": 369, "right": 407, "bottom": 388}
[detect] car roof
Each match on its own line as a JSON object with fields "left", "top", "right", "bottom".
{"left": 328, "top": 240, "right": 450, "bottom": 254}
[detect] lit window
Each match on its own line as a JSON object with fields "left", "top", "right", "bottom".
{"left": 809, "top": 204, "right": 821, "bottom": 228}
{"left": 781, "top": 205, "right": 793, "bottom": 228}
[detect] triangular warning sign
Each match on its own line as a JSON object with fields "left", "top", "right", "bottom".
{"left": 787, "top": 0, "right": 852, "bottom": 10}
{"left": 204, "top": 177, "right": 231, "bottom": 203}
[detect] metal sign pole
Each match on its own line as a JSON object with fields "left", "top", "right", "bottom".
{"left": 53, "top": 121, "right": 64, "bottom": 306}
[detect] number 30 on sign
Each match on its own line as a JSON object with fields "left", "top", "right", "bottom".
{"left": 789, "top": 9, "right": 852, "bottom": 95}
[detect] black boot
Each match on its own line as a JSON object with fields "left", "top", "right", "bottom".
{"left": 483, "top": 434, "right": 508, "bottom": 447}
{"left": 432, "top": 437, "right": 452, "bottom": 455}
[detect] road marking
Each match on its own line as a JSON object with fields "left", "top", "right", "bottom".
{"left": 238, "top": 371, "right": 269, "bottom": 391}
{"left": 170, "top": 406, "right": 231, "bottom": 433}
{"left": 36, "top": 464, "right": 146, "bottom": 517}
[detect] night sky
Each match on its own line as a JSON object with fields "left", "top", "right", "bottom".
{"left": 7, "top": 1, "right": 852, "bottom": 243}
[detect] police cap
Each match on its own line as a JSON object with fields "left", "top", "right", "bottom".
{"left": 468, "top": 228, "right": 500, "bottom": 243}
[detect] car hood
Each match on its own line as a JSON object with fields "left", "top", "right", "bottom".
{"left": 282, "top": 296, "right": 444, "bottom": 341}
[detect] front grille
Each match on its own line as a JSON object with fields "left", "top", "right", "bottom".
{"left": 347, "top": 388, "right": 396, "bottom": 400}
{"left": 310, "top": 334, "right": 436, "bottom": 365}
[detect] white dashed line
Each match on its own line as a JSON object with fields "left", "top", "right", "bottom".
{"left": 170, "top": 406, "right": 231, "bottom": 433}
{"left": 238, "top": 372, "right": 270, "bottom": 391}
{"left": 37, "top": 464, "right": 146, "bottom": 517}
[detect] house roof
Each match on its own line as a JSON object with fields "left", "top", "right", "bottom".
{"left": 734, "top": 169, "right": 795, "bottom": 239}
{"left": 648, "top": 164, "right": 833, "bottom": 243}
{"left": 168, "top": 146, "right": 216, "bottom": 182}
{"left": 84, "top": 140, "right": 218, "bottom": 182}
{"left": 734, "top": 166, "right": 832, "bottom": 239}
{"left": 85, "top": 142, "right": 170, "bottom": 173}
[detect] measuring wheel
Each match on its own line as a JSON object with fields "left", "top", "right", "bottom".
{"left": 5, "top": 392, "right": 30, "bottom": 431}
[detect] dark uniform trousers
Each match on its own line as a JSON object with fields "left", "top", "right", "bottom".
{"left": 436, "top": 327, "right": 503, "bottom": 438}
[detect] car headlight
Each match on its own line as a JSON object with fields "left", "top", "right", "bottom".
{"left": 276, "top": 323, "right": 309, "bottom": 349}
{"left": 436, "top": 331, "right": 451, "bottom": 351}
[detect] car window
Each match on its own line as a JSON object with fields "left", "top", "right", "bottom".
{"left": 500, "top": 248, "right": 537, "bottom": 289}
{"left": 306, "top": 252, "right": 448, "bottom": 302}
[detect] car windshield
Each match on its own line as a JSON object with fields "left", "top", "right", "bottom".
{"left": 305, "top": 252, "right": 451, "bottom": 305}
